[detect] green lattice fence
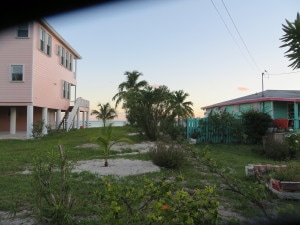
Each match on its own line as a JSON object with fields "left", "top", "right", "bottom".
{"left": 186, "top": 118, "right": 246, "bottom": 144}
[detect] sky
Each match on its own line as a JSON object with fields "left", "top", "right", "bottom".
{"left": 45, "top": 0, "right": 300, "bottom": 119}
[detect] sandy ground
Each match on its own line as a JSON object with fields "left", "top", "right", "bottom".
{"left": 0, "top": 141, "right": 159, "bottom": 225}
{"left": 72, "top": 141, "right": 160, "bottom": 177}
{"left": 0, "top": 141, "right": 247, "bottom": 225}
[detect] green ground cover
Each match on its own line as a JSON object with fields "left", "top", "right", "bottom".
{"left": 0, "top": 126, "right": 299, "bottom": 225}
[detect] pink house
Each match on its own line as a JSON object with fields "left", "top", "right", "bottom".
{"left": 0, "top": 18, "right": 89, "bottom": 138}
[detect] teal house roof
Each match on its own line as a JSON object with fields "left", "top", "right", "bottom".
{"left": 202, "top": 90, "right": 300, "bottom": 110}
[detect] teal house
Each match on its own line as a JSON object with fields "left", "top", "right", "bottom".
{"left": 201, "top": 90, "right": 300, "bottom": 130}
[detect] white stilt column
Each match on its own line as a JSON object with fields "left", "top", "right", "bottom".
{"left": 26, "top": 105, "right": 33, "bottom": 139}
{"left": 56, "top": 109, "right": 61, "bottom": 129}
{"left": 42, "top": 107, "right": 48, "bottom": 135}
{"left": 82, "top": 111, "right": 86, "bottom": 128}
{"left": 10, "top": 107, "right": 16, "bottom": 134}
{"left": 86, "top": 111, "right": 89, "bottom": 128}
{"left": 76, "top": 108, "right": 80, "bottom": 129}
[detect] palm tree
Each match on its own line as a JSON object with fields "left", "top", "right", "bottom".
{"left": 112, "top": 70, "right": 148, "bottom": 108}
{"left": 90, "top": 102, "right": 117, "bottom": 127}
{"left": 280, "top": 12, "right": 300, "bottom": 70}
{"left": 92, "top": 124, "right": 133, "bottom": 167}
{"left": 171, "top": 90, "right": 194, "bottom": 125}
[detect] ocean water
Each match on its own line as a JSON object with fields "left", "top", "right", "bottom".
{"left": 80, "top": 120, "right": 128, "bottom": 128}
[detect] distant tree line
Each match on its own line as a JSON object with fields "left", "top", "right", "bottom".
{"left": 112, "top": 70, "right": 194, "bottom": 141}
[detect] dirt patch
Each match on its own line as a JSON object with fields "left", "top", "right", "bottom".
{"left": 72, "top": 158, "right": 160, "bottom": 177}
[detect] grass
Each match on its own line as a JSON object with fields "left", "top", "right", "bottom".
{"left": 0, "top": 126, "right": 300, "bottom": 225}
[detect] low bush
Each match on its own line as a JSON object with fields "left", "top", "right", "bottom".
{"left": 269, "top": 164, "right": 300, "bottom": 181}
{"left": 261, "top": 135, "right": 292, "bottom": 160}
{"left": 241, "top": 110, "right": 273, "bottom": 144}
{"left": 148, "top": 140, "right": 187, "bottom": 169}
{"left": 31, "top": 119, "right": 45, "bottom": 138}
{"left": 95, "top": 176, "right": 219, "bottom": 225}
{"left": 31, "top": 145, "right": 76, "bottom": 225}
{"left": 284, "top": 131, "right": 300, "bottom": 157}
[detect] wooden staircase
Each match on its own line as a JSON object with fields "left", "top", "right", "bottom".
{"left": 57, "top": 97, "right": 89, "bottom": 131}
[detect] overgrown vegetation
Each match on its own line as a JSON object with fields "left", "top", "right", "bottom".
{"left": 95, "top": 176, "right": 219, "bottom": 225}
{"left": 241, "top": 110, "right": 273, "bottom": 144}
{"left": 111, "top": 70, "right": 194, "bottom": 141}
{"left": 32, "top": 145, "right": 76, "bottom": 225}
{"left": 148, "top": 139, "right": 188, "bottom": 169}
{"left": 253, "top": 132, "right": 299, "bottom": 161}
{"left": 31, "top": 119, "right": 46, "bottom": 139}
{"left": 0, "top": 127, "right": 300, "bottom": 225}
{"left": 207, "top": 111, "right": 244, "bottom": 143}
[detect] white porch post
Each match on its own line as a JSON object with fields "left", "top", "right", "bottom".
{"left": 86, "top": 111, "right": 89, "bottom": 128}
{"left": 56, "top": 109, "right": 61, "bottom": 128}
{"left": 294, "top": 102, "right": 299, "bottom": 130}
{"left": 10, "top": 107, "right": 16, "bottom": 134}
{"left": 82, "top": 111, "right": 86, "bottom": 128}
{"left": 26, "top": 105, "right": 33, "bottom": 139}
{"left": 76, "top": 108, "right": 80, "bottom": 129}
{"left": 42, "top": 107, "right": 48, "bottom": 135}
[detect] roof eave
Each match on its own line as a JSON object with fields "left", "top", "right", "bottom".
{"left": 202, "top": 97, "right": 300, "bottom": 110}
{"left": 38, "top": 18, "right": 82, "bottom": 59}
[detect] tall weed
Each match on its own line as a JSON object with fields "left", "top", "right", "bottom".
{"left": 31, "top": 145, "right": 75, "bottom": 225}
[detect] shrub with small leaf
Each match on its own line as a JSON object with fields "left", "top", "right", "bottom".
{"left": 262, "top": 135, "right": 294, "bottom": 160}
{"left": 284, "top": 131, "right": 300, "bottom": 157}
{"left": 95, "top": 176, "right": 219, "bottom": 225}
{"left": 31, "top": 119, "right": 45, "bottom": 139}
{"left": 148, "top": 140, "right": 188, "bottom": 169}
{"left": 31, "top": 145, "right": 76, "bottom": 225}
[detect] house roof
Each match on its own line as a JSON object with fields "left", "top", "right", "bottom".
{"left": 39, "top": 18, "right": 82, "bottom": 59}
{"left": 202, "top": 90, "right": 300, "bottom": 110}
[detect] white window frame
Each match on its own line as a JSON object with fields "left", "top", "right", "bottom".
{"left": 252, "top": 102, "right": 259, "bottom": 111}
{"left": 61, "top": 47, "right": 65, "bottom": 65}
{"left": 69, "top": 55, "right": 73, "bottom": 71}
{"left": 59, "top": 46, "right": 73, "bottom": 71}
{"left": 39, "top": 27, "right": 52, "bottom": 56}
{"left": 46, "top": 34, "right": 52, "bottom": 56}
{"left": 63, "top": 81, "right": 71, "bottom": 99}
{"left": 66, "top": 51, "right": 69, "bottom": 68}
{"left": 16, "top": 23, "right": 29, "bottom": 38}
{"left": 39, "top": 28, "right": 45, "bottom": 52}
{"left": 10, "top": 65, "right": 24, "bottom": 82}
{"left": 234, "top": 104, "right": 240, "bottom": 113}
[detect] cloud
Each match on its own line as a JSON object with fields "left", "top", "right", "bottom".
{"left": 237, "top": 87, "right": 250, "bottom": 91}
{"left": 150, "top": 84, "right": 161, "bottom": 88}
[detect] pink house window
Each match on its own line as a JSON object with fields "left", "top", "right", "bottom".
{"left": 39, "top": 27, "right": 52, "bottom": 56}
{"left": 16, "top": 23, "right": 29, "bottom": 38}
{"left": 59, "top": 46, "right": 73, "bottom": 71}
{"left": 63, "top": 81, "right": 71, "bottom": 99}
{"left": 10, "top": 65, "right": 23, "bottom": 81}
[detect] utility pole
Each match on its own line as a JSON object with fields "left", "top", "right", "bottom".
{"left": 261, "top": 72, "right": 264, "bottom": 97}
{"left": 261, "top": 70, "right": 267, "bottom": 97}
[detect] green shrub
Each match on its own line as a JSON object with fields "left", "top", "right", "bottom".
{"left": 262, "top": 135, "right": 291, "bottom": 160}
{"left": 241, "top": 110, "right": 273, "bottom": 144}
{"left": 31, "top": 119, "right": 45, "bottom": 139}
{"left": 284, "top": 131, "right": 300, "bottom": 157}
{"left": 31, "top": 145, "right": 76, "bottom": 225}
{"left": 149, "top": 141, "right": 187, "bottom": 169}
{"left": 269, "top": 164, "right": 300, "bottom": 181}
{"left": 95, "top": 176, "right": 219, "bottom": 225}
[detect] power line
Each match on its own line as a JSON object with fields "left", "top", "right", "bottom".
{"left": 221, "top": 0, "right": 261, "bottom": 73}
{"left": 266, "top": 70, "right": 300, "bottom": 76}
{"left": 209, "top": 0, "right": 240, "bottom": 47}
{"left": 210, "top": 0, "right": 259, "bottom": 73}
